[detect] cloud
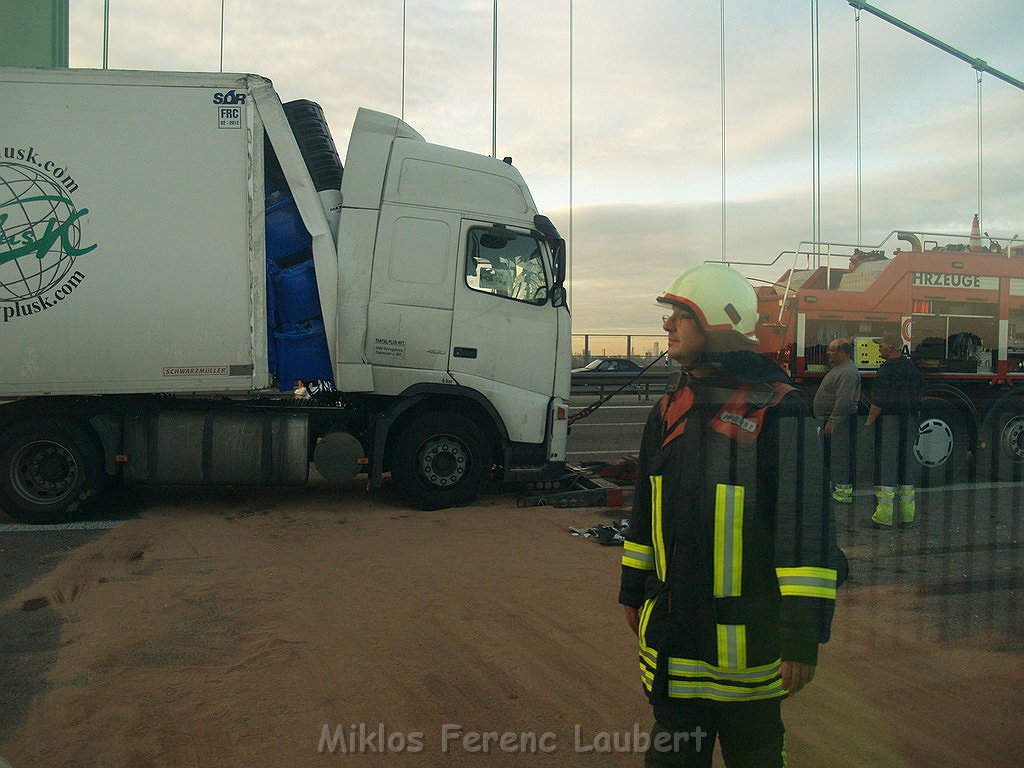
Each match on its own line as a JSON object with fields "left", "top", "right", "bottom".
{"left": 65, "top": 0, "right": 1024, "bottom": 335}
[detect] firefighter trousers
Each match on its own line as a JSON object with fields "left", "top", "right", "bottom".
{"left": 875, "top": 414, "right": 919, "bottom": 488}
{"left": 822, "top": 416, "right": 855, "bottom": 486}
{"left": 645, "top": 699, "right": 786, "bottom": 768}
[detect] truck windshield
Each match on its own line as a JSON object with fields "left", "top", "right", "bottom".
{"left": 466, "top": 228, "right": 549, "bottom": 305}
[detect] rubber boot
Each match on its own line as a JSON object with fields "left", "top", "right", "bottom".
{"left": 871, "top": 486, "right": 895, "bottom": 527}
{"left": 832, "top": 484, "right": 853, "bottom": 504}
{"left": 897, "top": 485, "right": 916, "bottom": 527}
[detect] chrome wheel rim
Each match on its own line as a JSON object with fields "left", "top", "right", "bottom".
{"left": 10, "top": 440, "right": 79, "bottom": 505}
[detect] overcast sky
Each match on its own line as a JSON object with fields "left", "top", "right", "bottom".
{"left": 68, "top": 0, "right": 1024, "bottom": 333}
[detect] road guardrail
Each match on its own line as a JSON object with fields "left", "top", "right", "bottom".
{"left": 570, "top": 369, "right": 677, "bottom": 400}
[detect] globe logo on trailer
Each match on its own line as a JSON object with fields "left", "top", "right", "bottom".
{"left": 0, "top": 161, "right": 95, "bottom": 303}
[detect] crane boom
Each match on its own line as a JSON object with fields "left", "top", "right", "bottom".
{"left": 848, "top": 0, "right": 1024, "bottom": 92}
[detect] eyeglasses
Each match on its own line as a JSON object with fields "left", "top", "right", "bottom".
{"left": 662, "top": 313, "right": 696, "bottom": 326}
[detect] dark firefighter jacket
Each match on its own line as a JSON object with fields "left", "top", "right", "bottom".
{"left": 619, "top": 351, "right": 838, "bottom": 705}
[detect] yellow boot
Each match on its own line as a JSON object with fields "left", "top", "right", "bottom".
{"left": 832, "top": 484, "right": 853, "bottom": 504}
{"left": 871, "top": 486, "right": 895, "bottom": 528}
{"left": 897, "top": 485, "right": 916, "bottom": 527}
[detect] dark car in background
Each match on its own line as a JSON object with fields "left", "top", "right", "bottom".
{"left": 571, "top": 358, "right": 644, "bottom": 374}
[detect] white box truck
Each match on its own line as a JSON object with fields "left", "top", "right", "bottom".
{"left": 0, "top": 68, "right": 571, "bottom": 522}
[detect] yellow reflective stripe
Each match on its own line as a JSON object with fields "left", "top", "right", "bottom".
{"left": 638, "top": 596, "right": 658, "bottom": 663}
{"left": 713, "top": 484, "right": 744, "bottom": 597}
{"left": 776, "top": 566, "right": 838, "bottom": 599}
{"left": 622, "top": 540, "right": 655, "bottom": 571}
{"left": 667, "top": 678, "right": 786, "bottom": 702}
{"left": 638, "top": 597, "right": 656, "bottom": 640}
{"left": 640, "top": 646, "right": 657, "bottom": 668}
{"left": 667, "top": 656, "right": 778, "bottom": 683}
{"left": 666, "top": 652, "right": 784, "bottom": 701}
{"left": 638, "top": 596, "right": 659, "bottom": 692}
{"left": 715, "top": 624, "right": 747, "bottom": 670}
{"left": 651, "top": 475, "right": 666, "bottom": 581}
{"left": 640, "top": 664, "right": 654, "bottom": 691}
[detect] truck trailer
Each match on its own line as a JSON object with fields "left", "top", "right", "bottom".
{"left": 751, "top": 221, "right": 1024, "bottom": 482}
{"left": 0, "top": 68, "right": 571, "bottom": 522}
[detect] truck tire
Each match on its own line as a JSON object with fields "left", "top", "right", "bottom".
{"left": 391, "top": 412, "right": 492, "bottom": 510}
{"left": 993, "top": 406, "right": 1024, "bottom": 483}
{"left": 914, "top": 397, "right": 971, "bottom": 483}
{"left": 282, "top": 100, "right": 343, "bottom": 191}
{"left": 0, "top": 418, "right": 104, "bottom": 524}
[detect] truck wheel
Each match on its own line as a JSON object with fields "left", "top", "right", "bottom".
{"left": 0, "top": 418, "right": 104, "bottom": 524}
{"left": 391, "top": 413, "right": 492, "bottom": 510}
{"left": 914, "top": 397, "right": 971, "bottom": 483}
{"left": 995, "top": 412, "right": 1024, "bottom": 482}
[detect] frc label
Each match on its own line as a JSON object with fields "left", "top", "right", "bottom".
{"left": 218, "top": 106, "right": 242, "bottom": 129}
{"left": 212, "top": 91, "right": 245, "bottom": 129}
{"left": 0, "top": 151, "right": 96, "bottom": 321}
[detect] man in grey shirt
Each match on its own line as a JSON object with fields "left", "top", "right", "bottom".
{"left": 813, "top": 338, "right": 861, "bottom": 503}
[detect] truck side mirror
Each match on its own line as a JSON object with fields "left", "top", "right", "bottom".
{"left": 551, "top": 285, "right": 568, "bottom": 308}
{"left": 554, "top": 239, "right": 567, "bottom": 285}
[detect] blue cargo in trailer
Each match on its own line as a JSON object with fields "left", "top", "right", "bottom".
{"left": 274, "top": 320, "right": 333, "bottom": 391}
{"left": 265, "top": 196, "right": 311, "bottom": 265}
{"left": 272, "top": 259, "right": 322, "bottom": 330}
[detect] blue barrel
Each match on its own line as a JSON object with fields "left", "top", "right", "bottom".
{"left": 272, "top": 259, "right": 322, "bottom": 330}
{"left": 265, "top": 196, "right": 311, "bottom": 265}
{"left": 274, "top": 320, "right": 333, "bottom": 391}
{"left": 266, "top": 262, "right": 278, "bottom": 375}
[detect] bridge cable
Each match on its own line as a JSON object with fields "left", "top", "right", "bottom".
{"left": 720, "top": 0, "right": 727, "bottom": 262}
{"left": 976, "top": 69, "right": 984, "bottom": 224}
{"left": 809, "top": 0, "right": 822, "bottom": 269}
{"left": 568, "top": 0, "right": 574, "bottom": 314}
{"left": 854, "top": 6, "right": 863, "bottom": 245}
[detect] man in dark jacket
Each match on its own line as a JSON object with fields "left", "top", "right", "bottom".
{"left": 865, "top": 331, "right": 923, "bottom": 527}
{"left": 619, "top": 264, "right": 837, "bottom": 767}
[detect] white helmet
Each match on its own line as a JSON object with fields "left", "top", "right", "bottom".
{"left": 657, "top": 263, "right": 759, "bottom": 344}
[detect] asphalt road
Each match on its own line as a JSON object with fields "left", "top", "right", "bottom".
{"left": 567, "top": 393, "right": 652, "bottom": 465}
{"left": 0, "top": 525, "right": 113, "bottom": 745}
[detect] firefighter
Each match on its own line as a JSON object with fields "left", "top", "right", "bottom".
{"left": 813, "top": 337, "right": 861, "bottom": 503}
{"left": 865, "top": 332, "right": 923, "bottom": 527}
{"left": 619, "top": 264, "right": 837, "bottom": 767}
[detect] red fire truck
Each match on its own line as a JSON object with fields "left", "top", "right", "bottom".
{"left": 752, "top": 219, "right": 1024, "bottom": 481}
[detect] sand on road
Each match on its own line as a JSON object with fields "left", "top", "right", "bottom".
{"left": 0, "top": 482, "right": 1020, "bottom": 767}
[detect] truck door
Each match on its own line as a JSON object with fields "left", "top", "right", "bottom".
{"left": 449, "top": 222, "right": 559, "bottom": 444}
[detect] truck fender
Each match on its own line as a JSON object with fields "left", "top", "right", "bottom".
{"left": 919, "top": 384, "right": 978, "bottom": 422}
{"left": 368, "top": 384, "right": 507, "bottom": 488}
{"left": 89, "top": 413, "right": 123, "bottom": 476}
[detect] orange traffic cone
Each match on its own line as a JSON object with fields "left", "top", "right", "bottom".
{"left": 969, "top": 213, "right": 983, "bottom": 252}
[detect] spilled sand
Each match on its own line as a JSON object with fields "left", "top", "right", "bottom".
{"left": 0, "top": 482, "right": 1020, "bottom": 767}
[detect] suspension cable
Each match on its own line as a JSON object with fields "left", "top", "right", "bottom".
{"left": 977, "top": 69, "right": 984, "bottom": 224}
{"left": 810, "top": 0, "right": 821, "bottom": 268}
{"left": 568, "top": 0, "right": 574, "bottom": 314}
{"left": 720, "top": 0, "right": 727, "bottom": 262}
{"left": 492, "top": 0, "right": 498, "bottom": 159}
{"left": 401, "top": 0, "right": 407, "bottom": 120}
{"left": 854, "top": 6, "right": 862, "bottom": 244}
